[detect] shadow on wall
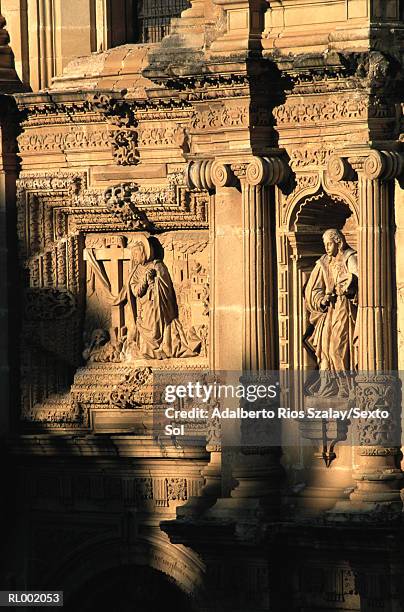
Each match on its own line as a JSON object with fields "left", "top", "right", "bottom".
{"left": 65, "top": 564, "right": 193, "bottom": 612}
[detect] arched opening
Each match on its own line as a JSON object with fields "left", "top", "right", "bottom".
{"left": 65, "top": 563, "right": 194, "bottom": 612}
{"left": 108, "top": 0, "right": 191, "bottom": 48}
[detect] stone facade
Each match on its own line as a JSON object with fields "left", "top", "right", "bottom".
{"left": 1, "top": 1, "right": 404, "bottom": 610}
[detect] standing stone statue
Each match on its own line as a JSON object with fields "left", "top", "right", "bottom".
{"left": 304, "top": 228, "right": 358, "bottom": 397}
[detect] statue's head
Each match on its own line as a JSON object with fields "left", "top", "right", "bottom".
{"left": 132, "top": 242, "right": 147, "bottom": 265}
{"left": 131, "top": 234, "right": 152, "bottom": 265}
{"left": 322, "top": 228, "right": 346, "bottom": 257}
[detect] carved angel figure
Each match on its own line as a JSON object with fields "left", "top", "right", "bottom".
{"left": 304, "top": 229, "right": 358, "bottom": 397}
{"left": 116, "top": 235, "right": 201, "bottom": 360}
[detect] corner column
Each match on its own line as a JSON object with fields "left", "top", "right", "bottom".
{"left": 328, "top": 151, "right": 404, "bottom": 513}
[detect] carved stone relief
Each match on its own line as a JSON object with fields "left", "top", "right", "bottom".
{"left": 83, "top": 232, "right": 209, "bottom": 364}
{"left": 16, "top": 166, "right": 210, "bottom": 427}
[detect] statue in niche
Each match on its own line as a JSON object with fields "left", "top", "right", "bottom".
{"left": 115, "top": 235, "right": 201, "bottom": 360}
{"left": 304, "top": 228, "right": 358, "bottom": 398}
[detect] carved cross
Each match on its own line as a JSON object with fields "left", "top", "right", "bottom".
{"left": 84, "top": 240, "right": 132, "bottom": 340}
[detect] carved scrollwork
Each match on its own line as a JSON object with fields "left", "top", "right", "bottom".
{"left": 110, "top": 367, "right": 153, "bottom": 409}
{"left": 24, "top": 288, "right": 76, "bottom": 320}
{"left": 355, "top": 374, "right": 400, "bottom": 450}
{"left": 327, "top": 151, "right": 404, "bottom": 183}
{"left": 211, "top": 161, "right": 237, "bottom": 188}
{"left": 363, "top": 151, "right": 404, "bottom": 181}
{"left": 86, "top": 93, "right": 139, "bottom": 166}
{"left": 327, "top": 155, "right": 356, "bottom": 182}
{"left": 104, "top": 184, "right": 154, "bottom": 230}
{"left": 245, "top": 156, "right": 288, "bottom": 186}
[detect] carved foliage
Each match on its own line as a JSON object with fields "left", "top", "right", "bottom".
{"left": 274, "top": 96, "right": 368, "bottom": 126}
{"left": 87, "top": 93, "right": 139, "bottom": 165}
{"left": 24, "top": 288, "right": 76, "bottom": 320}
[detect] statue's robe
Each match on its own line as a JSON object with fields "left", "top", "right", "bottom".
{"left": 304, "top": 247, "right": 358, "bottom": 395}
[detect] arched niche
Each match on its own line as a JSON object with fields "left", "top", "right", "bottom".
{"left": 276, "top": 186, "right": 359, "bottom": 495}
{"left": 277, "top": 188, "right": 358, "bottom": 402}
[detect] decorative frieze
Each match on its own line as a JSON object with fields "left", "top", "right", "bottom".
{"left": 274, "top": 96, "right": 368, "bottom": 126}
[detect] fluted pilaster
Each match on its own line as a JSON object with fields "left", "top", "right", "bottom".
{"left": 185, "top": 155, "right": 288, "bottom": 516}
{"left": 327, "top": 150, "right": 404, "bottom": 513}
{"left": 231, "top": 157, "right": 287, "bottom": 371}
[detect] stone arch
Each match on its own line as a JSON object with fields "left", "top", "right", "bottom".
{"left": 40, "top": 532, "right": 204, "bottom": 609}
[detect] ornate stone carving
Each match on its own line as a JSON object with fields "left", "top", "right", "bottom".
{"left": 87, "top": 93, "right": 139, "bottom": 165}
{"left": 84, "top": 233, "right": 206, "bottom": 363}
{"left": 104, "top": 184, "right": 154, "bottom": 230}
{"left": 355, "top": 51, "right": 394, "bottom": 89}
{"left": 110, "top": 368, "right": 153, "bottom": 408}
{"left": 22, "top": 395, "right": 83, "bottom": 428}
{"left": 166, "top": 478, "right": 187, "bottom": 501}
{"left": 328, "top": 151, "right": 404, "bottom": 183}
{"left": 274, "top": 96, "right": 368, "bottom": 126}
{"left": 355, "top": 374, "right": 400, "bottom": 449}
{"left": 244, "top": 156, "right": 288, "bottom": 186}
{"left": 191, "top": 102, "right": 249, "bottom": 131}
{"left": 210, "top": 161, "right": 237, "bottom": 188}
{"left": 328, "top": 155, "right": 357, "bottom": 182}
{"left": 18, "top": 128, "right": 111, "bottom": 154}
{"left": 138, "top": 123, "right": 188, "bottom": 148}
{"left": 362, "top": 150, "right": 404, "bottom": 181}
{"left": 290, "top": 146, "right": 333, "bottom": 169}
{"left": 24, "top": 288, "right": 76, "bottom": 320}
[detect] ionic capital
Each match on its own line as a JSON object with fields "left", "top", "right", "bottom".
{"left": 187, "top": 156, "right": 289, "bottom": 190}
{"left": 327, "top": 155, "right": 356, "bottom": 182}
{"left": 362, "top": 150, "right": 404, "bottom": 181}
{"left": 232, "top": 156, "right": 288, "bottom": 187}
{"left": 211, "top": 161, "right": 238, "bottom": 188}
{"left": 328, "top": 151, "right": 404, "bottom": 182}
{"left": 186, "top": 159, "right": 215, "bottom": 191}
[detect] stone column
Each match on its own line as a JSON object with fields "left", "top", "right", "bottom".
{"left": 177, "top": 159, "right": 225, "bottom": 517}
{"left": 183, "top": 156, "right": 288, "bottom": 519}
{"left": 207, "top": 156, "right": 287, "bottom": 520}
{"left": 232, "top": 156, "right": 286, "bottom": 371}
{"left": 328, "top": 151, "right": 404, "bottom": 514}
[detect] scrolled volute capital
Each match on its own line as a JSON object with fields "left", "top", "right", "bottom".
{"left": 363, "top": 150, "right": 404, "bottom": 181}
{"left": 211, "top": 161, "right": 238, "bottom": 188}
{"left": 327, "top": 155, "right": 356, "bottom": 182}
{"left": 244, "top": 156, "right": 288, "bottom": 186}
{"left": 186, "top": 159, "right": 215, "bottom": 191}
